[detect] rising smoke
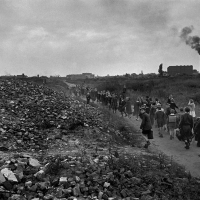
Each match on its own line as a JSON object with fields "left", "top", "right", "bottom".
{"left": 180, "top": 26, "right": 200, "bottom": 55}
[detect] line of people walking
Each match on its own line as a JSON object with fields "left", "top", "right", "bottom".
{"left": 130, "top": 95, "right": 199, "bottom": 150}
{"left": 72, "top": 85, "right": 200, "bottom": 150}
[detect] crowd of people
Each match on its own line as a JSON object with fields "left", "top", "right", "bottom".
{"left": 71, "top": 85, "right": 200, "bottom": 150}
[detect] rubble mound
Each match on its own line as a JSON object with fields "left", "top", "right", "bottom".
{"left": 0, "top": 79, "right": 102, "bottom": 152}
{"left": 0, "top": 153, "right": 199, "bottom": 200}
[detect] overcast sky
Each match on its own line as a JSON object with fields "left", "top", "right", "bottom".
{"left": 0, "top": 0, "right": 200, "bottom": 76}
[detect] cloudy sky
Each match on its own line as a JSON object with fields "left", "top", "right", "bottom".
{"left": 0, "top": 0, "right": 200, "bottom": 76}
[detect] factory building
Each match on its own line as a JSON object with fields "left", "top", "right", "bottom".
{"left": 167, "top": 65, "right": 193, "bottom": 76}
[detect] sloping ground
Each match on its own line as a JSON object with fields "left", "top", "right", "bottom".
{"left": 65, "top": 80, "right": 200, "bottom": 177}
{"left": 0, "top": 79, "right": 199, "bottom": 199}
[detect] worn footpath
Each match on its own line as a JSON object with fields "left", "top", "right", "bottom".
{"left": 116, "top": 113, "right": 200, "bottom": 178}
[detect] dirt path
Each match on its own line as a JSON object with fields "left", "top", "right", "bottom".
{"left": 119, "top": 114, "right": 200, "bottom": 178}
{"left": 64, "top": 81, "right": 200, "bottom": 178}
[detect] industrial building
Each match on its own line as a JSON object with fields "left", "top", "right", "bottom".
{"left": 66, "top": 73, "right": 95, "bottom": 80}
{"left": 167, "top": 65, "right": 193, "bottom": 76}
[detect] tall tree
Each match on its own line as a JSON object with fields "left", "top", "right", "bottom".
{"left": 158, "top": 63, "right": 163, "bottom": 76}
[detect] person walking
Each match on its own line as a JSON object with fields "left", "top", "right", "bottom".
{"left": 194, "top": 117, "right": 200, "bottom": 147}
{"left": 111, "top": 94, "right": 118, "bottom": 113}
{"left": 177, "top": 107, "right": 185, "bottom": 125}
{"left": 145, "top": 103, "right": 150, "bottom": 114}
{"left": 149, "top": 102, "right": 157, "bottom": 126}
{"left": 86, "top": 92, "right": 91, "bottom": 105}
{"left": 179, "top": 107, "right": 194, "bottom": 149}
{"left": 155, "top": 98, "right": 161, "bottom": 106}
{"left": 155, "top": 104, "right": 165, "bottom": 137}
{"left": 145, "top": 96, "right": 151, "bottom": 109}
{"left": 168, "top": 109, "right": 177, "bottom": 140}
{"left": 164, "top": 103, "right": 171, "bottom": 132}
{"left": 169, "top": 99, "right": 178, "bottom": 113}
{"left": 134, "top": 97, "right": 141, "bottom": 121}
{"left": 119, "top": 97, "right": 127, "bottom": 117}
{"left": 167, "top": 94, "right": 173, "bottom": 104}
{"left": 188, "top": 99, "right": 196, "bottom": 119}
{"left": 139, "top": 106, "right": 153, "bottom": 148}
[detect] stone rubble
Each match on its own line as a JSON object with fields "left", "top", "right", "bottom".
{"left": 0, "top": 79, "right": 199, "bottom": 199}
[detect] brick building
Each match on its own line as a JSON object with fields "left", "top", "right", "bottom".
{"left": 167, "top": 65, "right": 193, "bottom": 76}
{"left": 66, "top": 73, "right": 95, "bottom": 80}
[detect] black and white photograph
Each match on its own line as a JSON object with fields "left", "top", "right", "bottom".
{"left": 0, "top": 0, "right": 200, "bottom": 199}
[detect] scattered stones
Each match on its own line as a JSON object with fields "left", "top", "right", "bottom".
{"left": 1, "top": 168, "right": 18, "bottom": 182}
{"left": 104, "top": 182, "right": 110, "bottom": 188}
{"left": 59, "top": 177, "right": 68, "bottom": 185}
{"left": 29, "top": 158, "right": 41, "bottom": 168}
{"left": 34, "top": 170, "right": 45, "bottom": 180}
{"left": 0, "top": 79, "right": 199, "bottom": 199}
{"left": 0, "top": 172, "right": 6, "bottom": 184}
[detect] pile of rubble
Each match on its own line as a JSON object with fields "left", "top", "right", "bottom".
{"left": 0, "top": 152, "right": 199, "bottom": 200}
{"left": 0, "top": 79, "right": 103, "bottom": 152}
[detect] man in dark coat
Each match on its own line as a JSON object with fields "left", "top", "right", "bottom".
{"left": 119, "top": 97, "right": 127, "bottom": 117}
{"left": 170, "top": 99, "right": 178, "bottom": 113}
{"left": 140, "top": 107, "right": 153, "bottom": 148}
{"left": 155, "top": 104, "right": 165, "bottom": 137}
{"left": 179, "top": 107, "right": 194, "bottom": 149}
{"left": 194, "top": 117, "right": 200, "bottom": 147}
{"left": 86, "top": 92, "right": 91, "bottom": 104}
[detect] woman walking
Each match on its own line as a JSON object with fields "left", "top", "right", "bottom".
{"left": 149, "top": 102, "right": 157, "bottom": 126}
{"left": 140, "top": 106, "right": 153, "bottom": 148}
{"left": 168, "top": 109, "right": 177, "bottom": 140}
{"left": 134, "top": 97, "right": 141, "bottom": 120}
{"left": 188, "top": 99, "right": 196, "bottom": 119}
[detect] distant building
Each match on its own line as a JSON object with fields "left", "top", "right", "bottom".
{"left": 82, "top": 73, "right": 95, "bottom": 79}
{"left": 66, "top": 73, "right": 95, "bottom": 80}
{"left": 167, "top": 65, "right": 193, "bottom": 76}
{"left": 16, "top": 73, "right": 28, "bottom": 78}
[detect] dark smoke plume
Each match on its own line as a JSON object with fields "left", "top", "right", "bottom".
{"left": 180, "top": 26, "right": 200, "bottom": 55}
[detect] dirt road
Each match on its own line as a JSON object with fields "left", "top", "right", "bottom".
{"left": 64, "top": 81, "right": 200, "bottom": 178}
{"left": 120, "top": 114, "right": 200, "bottom": 178}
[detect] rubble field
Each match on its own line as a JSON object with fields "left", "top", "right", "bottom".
{"left": 0, "top": 79, "right": 200, "bottom": 200}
